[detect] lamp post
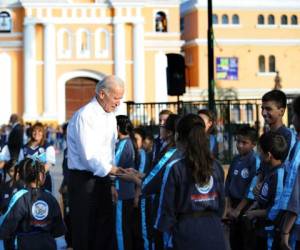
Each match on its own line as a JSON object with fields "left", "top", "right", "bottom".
{"left": 207, "top": 0, "right": 216, "bottom": 112}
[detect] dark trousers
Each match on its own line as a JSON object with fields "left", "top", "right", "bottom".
{"left": 69, "top": 170, "right": 114, "bottom": 250}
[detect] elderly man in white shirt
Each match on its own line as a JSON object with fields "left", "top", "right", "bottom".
{"left": 67, "top": 75, "right": 125, "bottom": 250}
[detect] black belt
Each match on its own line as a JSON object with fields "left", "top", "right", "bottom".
{"left": 178, "top": 210, "right": 216, "bottom": 220}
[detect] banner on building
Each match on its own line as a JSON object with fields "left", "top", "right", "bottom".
{"left": 216, "top": 57, "right": 238, "bottom": 80}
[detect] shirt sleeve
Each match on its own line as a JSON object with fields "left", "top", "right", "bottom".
{"left": 0, "top": 145, "right": 10, "bottom": 162}
{"left": 50, "top": 198, "right": 66, "bottom": 238}
{"left": 76, "top": 113, "right": 113, "bottom": 177}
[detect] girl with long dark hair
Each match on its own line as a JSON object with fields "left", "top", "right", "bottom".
{"left": 155, "top": 114, "right": 226, "bottom": 250}
{"left": 0, "top": 158, "right": 66, "bottom": 250}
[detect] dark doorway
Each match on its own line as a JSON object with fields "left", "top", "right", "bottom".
{"left": 65, "top": 77, "right": 98, "bottom": 120}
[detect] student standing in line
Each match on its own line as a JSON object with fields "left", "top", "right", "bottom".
{"left": 245, "top": 132, "right": 288, "bottom": 250}
{"left": 0, "top": 158, "right": 67, "bottom": 250}
{"left": 155, "top": 114, "right": 226, "bottom": 250}
{"left": 21, "top": 122, "right": 55, "bottom": 193}
{"left": 113, "top": 115, "right": 139, "bottom": 250}
{"left": 198, "top": 109, "right": 218, "bottom": 158}
{"left": 224, "top": 126, "right": 259, "bottom": 250}
{"left": 132, "top": 127, "right": 152, "bottom": 250}
{"left": 275, "top": 95, "right": 300, "bottom": 250}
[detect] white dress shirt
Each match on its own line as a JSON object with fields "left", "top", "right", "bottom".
{"left": 67, "top": 97, "right": 118, "bottom": 177}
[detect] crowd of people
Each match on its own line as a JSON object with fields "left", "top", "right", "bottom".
{"left": 0, "top": 74, "right": 299, "bottom": 250}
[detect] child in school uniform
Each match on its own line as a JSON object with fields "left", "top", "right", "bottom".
{"left": 274, "top": 95, "right": 300, "bottom": 250}
{"left": 113, "top": 115, "right": 139, "bottom": 250}
{"left": 122, "top": 114, "right": 181, "bottom": 250}
{"left": 132, "top": 127, "right": 152, "bottom": 250}
{"left": 0, "top": 158, "right": 66, "bottom": 250}
{"left": 245, "top": 132, "right": 288, "bottom": 250}
{"left": 198, "top": 109, "right": 218, "bottom": 158}
{"left": 21, "top": 122, "right": 56, "bottom": 193}
{"left": 224, "top": 125, "right": 259, "bottom": 250}
{"left": 155, "top": 113, "right": 226, "bottom": 250}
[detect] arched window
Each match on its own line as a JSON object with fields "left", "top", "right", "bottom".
{"left": 259, "top": 55, "right": 265, "bottom": 72}
{"left": 232, "top": 14, "right": 240, "bottom": 25}
{"left": 155, "top": 11, "right": 167, "bottom": 32}
{"left": 76, "top": 29, "right": 91, "bottom": 57}
{"left": 95, "top": 29, "right": 109, "bottom": 58}
{"left": 269, "top": 55, "right": 276, "bottom": 72}
{"left": 57, "top": 29, "right": 72, "bottom": 58}
{"left": 258, "top": 15, "right": 264, "bottom": 25}
{"left": 0, "top": 11, "right": 12, "bottom": 33}
{"left": 281, "top": 15, "right": 288, "bottom": 25}
{"left": 222, "top": 14, "right": 229, "bottom": 24}
{"left": 268, "top": 15, "right": 275, "bottom": 25}
{"left": 291, "top": 15, "right": 298, "bottom": 25}
{"left": 213, "top": 14, "right": 218, "bottom": 24}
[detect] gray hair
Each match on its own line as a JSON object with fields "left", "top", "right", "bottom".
{"left": 95, "top": 75, "right": 124, "bottom": 94}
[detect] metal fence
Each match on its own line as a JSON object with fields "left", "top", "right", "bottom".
{"left": 126, "top": 97, "right": 295, "bottom": 164}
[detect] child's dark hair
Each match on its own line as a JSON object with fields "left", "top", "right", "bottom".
{"left": 236, "top": 125, "right": 258, "bottom": 144}
{"left": 259, "top": 131, "right": 288, "bottom": 161}
{"left": 17, "top": 158, "right": 45, "bottom": 187}
{"left": 176, "top": 114, "right": 213, "bottom": 186}
{"left": 116, "top": 115, "right": 139, "bottom": 167}
{"left": 292, "top": 95, "right": 300, "bottom": 118}
{"left": 197, "top": 109, "right": 217, "bottom": 134}
{"left": 262, "top": 89, "right": 287, "bottom": 109}
{"left": 133, "top": 127, "right": 146, "bottom": 141}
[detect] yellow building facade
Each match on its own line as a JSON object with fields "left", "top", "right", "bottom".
{"left": 0, "top": 0, "right": 182, "bottom": 124}
{"left": 181, "top": 0, "right": 300, "bottom": 101}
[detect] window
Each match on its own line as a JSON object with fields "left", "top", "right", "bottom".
{"left": 291, "top": 15, "right": 298, "bottom": 25}
{"left": 76, "top": 29, "right": 91, "bottom": 58}
{"left": 57, "top": 29, "right": 72, "bottom": 58}
{"left": 246, "top": 104, "right": 254, "bottom": 123}
{"left": 0, "top": 11, "right": 12, "bottom": 33}
{"left": 258, "top": 55, "right": 265, "bottom": 72}
{"left": 232, "top": 14, "right": 239, "bottom": 25}
{"left": 268, "top": 15, "right": 275, "bottom": 25}
{"left": 222, "top": 14, "right": 229, "bottom": 24}
{"left": 213, "top": 14, "right": 218, "bottom": 24}
{"left": 269, "top": 55, "right": 276, "bottom": 72}
{"left": 95, "top": 29, "right": 109, "bottom": 58}
{"left": 258, "top": 15, "right": 264, "bottom": 25}
{"left": 155, "top": 12, "right": 167, "bottom": 32}
{"left": 281, "top": 15, "right": 288, "bottom": 25}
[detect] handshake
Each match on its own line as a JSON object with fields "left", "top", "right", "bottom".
{"left": 109, "top": 166, "right": 145, "bottom": 186}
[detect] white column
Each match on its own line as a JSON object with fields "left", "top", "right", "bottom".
{"left": 23, "top": 22, "right": 38, "bottom": 120}
{"left": 113, "top": 18, "right": 126, "bottom": 115}
{"left": 155, "top": 51, "right": 168, "bottom": 103}
{"left": 43, "top": 22, "right": 57, "bottom": 119}
{"left": 133, "top": 21, "right": 145, "bottom": 103}
{"left": 113, "top": 20, "right": 126, "bottom": 81}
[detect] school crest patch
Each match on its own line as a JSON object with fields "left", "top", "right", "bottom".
{"left": 32, "top": 200, "right": 49, "bottom": 220}
{"left": 241, "top": 168, "right": 249, "bottom": 179}
{"left": 195, "top": 176, "right": 214, "bottom": 194}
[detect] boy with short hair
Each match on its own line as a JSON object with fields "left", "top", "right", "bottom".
{"left": 245, "top": 132, "right": 288, "bottom": 250}
{"left": 224, "top": 126, "right": 259, "bottom": 250}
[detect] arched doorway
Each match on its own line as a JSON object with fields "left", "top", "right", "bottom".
{"left": 65, "top": 77, "right": 98, "bottom": 120}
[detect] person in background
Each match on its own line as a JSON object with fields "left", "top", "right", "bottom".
{"left": 22, "top": 122, "right": 55, "bottom": 193}
{"left": 152, "top": 110, "right": 173, "bottom": 162}
{"left": 198, "top": 109, "right": 218, "bottom": 158}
